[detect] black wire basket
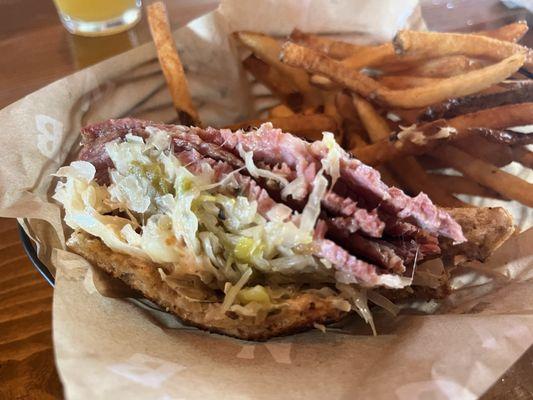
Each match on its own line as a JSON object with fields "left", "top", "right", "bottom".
{"left": 18, "top": 223, "right": 55, "bottom": 287}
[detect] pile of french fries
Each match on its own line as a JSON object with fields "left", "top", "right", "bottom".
{"left": 147, "top": 2, "right": 533, "bottom": 209}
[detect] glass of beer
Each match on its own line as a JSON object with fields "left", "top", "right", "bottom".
{"left": 53, "top": 0, "right": 142, "bottom": 36}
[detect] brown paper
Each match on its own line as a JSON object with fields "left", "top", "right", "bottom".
{"left": 0, "top": 1, "right": 532, "bottom": 399}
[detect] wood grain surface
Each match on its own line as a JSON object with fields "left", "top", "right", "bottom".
{"left": 0, "top": 1, "right": 531, "bottom": 399}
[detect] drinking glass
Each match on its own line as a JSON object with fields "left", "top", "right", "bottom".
{"left": 53, "top": 0, "right": 142, "bottom": 36}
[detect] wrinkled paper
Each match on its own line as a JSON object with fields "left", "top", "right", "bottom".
{"left": 0, "top": 1, "right": 532, "bottom": 399}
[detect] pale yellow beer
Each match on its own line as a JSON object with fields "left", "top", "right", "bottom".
{"left": 53, "top": 0, "right": 142, "bottom": 36}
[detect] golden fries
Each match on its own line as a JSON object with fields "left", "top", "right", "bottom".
{"left": 354, "top": 102, "right": 533, "bottom": 165}
{"left": 289, "top": 28, "right": 366, "bottom": 59}
{"left": 242, "top": 56, "right": 302, "bottom": 109}
{"left": 374, "top": 53, "right": 525, "bottom": 108}
{"left": 394, "top": 30, "right": 533, "bottom": 68}
{"left": 352, "top": 122, "right": 451, "bottom": 166}
{"left": 352, "top": 95, "right": 390, "bottom": 142}
{"left": 268, "top": 104, "right": 295, "bottom": 118}
{"left": 452, "top": 136, "right": 514, "bottom": 167}
{"left": 431, "top": 145, "right": 533, "bottom": 206}
{"left": 235, "top": 32, "right": 321, "bottom": 107}
{"left": 280, "top": 42, "right": 382, "bottom": 96}
{"left": 281, "top": 41, "right": 524, "bottom": 109}
{"left": 445, "top": 102, "right": 533, "bottom": 136}
{"left": 512, "top": 147, "right": 533, "bottom": 169}
{"left": 470, "top": 128, "right": 533, "bottom": 146}
{"left": 477, "top": 21, "right": 529, "bottom": 43}
{"left": 419, "top": 80, "right": 533, "bottom": 121}
{"left": 341, "top": 43, "right": 396, "bottom": 70}
{"left": 147, "top": 2, "right": 200, "bottom": 125}
{"left": 378, "top": 75, "right": 445, "bottom": 90}
{"left": 399, "top": 55, "right": 485, "bottom": 78}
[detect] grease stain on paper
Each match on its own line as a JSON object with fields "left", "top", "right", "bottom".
{"left": 108, "top": 353, "right": 186, "bottom": 388}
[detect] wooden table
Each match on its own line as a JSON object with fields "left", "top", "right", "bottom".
{"left": 0, "top": 1, "right": 531, "bottom": 399}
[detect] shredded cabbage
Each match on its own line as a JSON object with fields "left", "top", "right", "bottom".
{"left": 222, "top": 268, "right": 253, "bottom": 310}
{"left": 337, "top": 283, "right": 376, "bottom": 335}
{"left": 299, "top": 168, "right": 328, "bottom": 234}
{"left": 237, "top": 143, "right": 289, "bottom": 186}
{"left": 281, "top": 175, "right": 308, "bottom": 200}
{"left": 367, "top": 290, "right": 400, "bottom": 316}
{"left": 320, "top": 132, "right": 341, "bottom": 189}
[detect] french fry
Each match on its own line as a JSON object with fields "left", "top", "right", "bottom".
{"left": 226, "top": 114, "right": 337, "bottom": 141}
{"left": 452, "top": 136, "right": 514, "bottom": 167}
{"left": 419, "top": 80, "right": 533, "bottom": 121}
{"left": 235, "top": 32, "right": 321, "bottom": 106}
{"left": 309, "top": 44, "right": 400, "bottom": 90}
{"left": 416, "top": 155, "right": 451, "bottom": 170}
{"left": 342, "top": 117, "right": 368, "bottom": 147}
{"left": 512, "top": 147, "right": 533, "bottom": 169}
{"left": 394, "top": 30, "right": 533, "bottom": 68}
{"left": 322, "top": 92, "right": 344, "bottom": 143}
{"left": 341, "top": 43, "right": 396, "bottom": 70}
{"left": 444, "top": 102, "right": 533, "bottom": 135}
{"left": 282, "top": 41, "right": 524, "bottom": 109}
{"left": 268, "top": 104, "right": 295, "bottom": 118}
{"left": 352, "top": 119, "right": 450, "bottom": 165}
{"left": 355, "top": 102, "right": 533, "bottom": 165}
{"left": 335, "top": 91, "right": 358, "bottom": 121}
{"left": 147, "top": 2, "right": 200, "bottom": 125}
{"left": 378, "top": 75, "right": 445, "bottom": 90}
{"left": 387, "top": 109, "right": 421, "bottom": 125}
{"left": 374, "top": 53, "right": 525, "bottom": 108}
{"left": 280, "top": 42, "right": 383, "bottom": 97}
{"left": 477, "top": 21, "right": 529, "bottom": 43}
{"left": 352, "top": 140, "right": 400, "bottom": 165}
{"left": 242, "top": 56, "right": 302, "bottom": 109}
{"left": 471, "top": 127, "right": 533, "bottom": 146}
{"left": 352, "top": 95, "right": 391, "bottom": 142}
{"left": 344, "top": 129, "right": 368, "bottom": 149}
{"left": 323, "top": 92, "right": 342, "bottom": 124}
{"left": 398, "top": 55, "right": 485, "bottom": 78}
{"left": 289, "top": 28, "right": 366, "bottom": 59}
{"left": 290, "top": 29, "right": 421, "bottom": 72}
{"left": 377, "top": 166, "right": 403, "bottom": 188}
{"left": 309, "top": 74, "right": 339, "bottom": 90}
{"left": 354, "top": 95, "right": 463, "bottom": 206}
{"left": 428, "top": 174, "right": 506, "bottom": 199}
{"left": 431, "top": 145, "right": 533, "bottom": 206}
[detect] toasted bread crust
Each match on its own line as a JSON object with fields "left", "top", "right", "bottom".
{"left": 67, "top": 231, "right": 347, "bottom": 341}
{"left": 444, "top": 207, "right": 515, "bottom": 261}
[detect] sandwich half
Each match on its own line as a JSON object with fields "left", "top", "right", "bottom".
{"left": 54, "top": 118, "right": 513, "bottom": 340}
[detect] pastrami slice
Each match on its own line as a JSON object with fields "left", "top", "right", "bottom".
{"left": 78, "top": 118, "right": 465, "bottom": 262}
